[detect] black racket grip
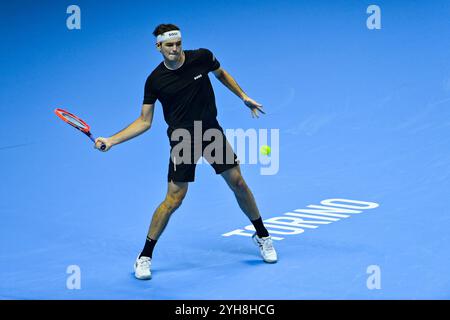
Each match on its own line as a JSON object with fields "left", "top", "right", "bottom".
{"left": 89, "top": 134, "right": 107, "bottom": 151}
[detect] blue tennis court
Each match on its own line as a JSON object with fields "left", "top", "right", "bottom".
{"left": 1, "top": 0, "right": 449, "bottom": 299}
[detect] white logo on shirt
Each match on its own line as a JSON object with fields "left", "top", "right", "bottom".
{"left": 194, "top": 74, "right": 203, "bottom": 80}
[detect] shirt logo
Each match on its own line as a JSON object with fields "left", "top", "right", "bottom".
{"left": 194, "top": 74, "right": 203, "bottom": 80}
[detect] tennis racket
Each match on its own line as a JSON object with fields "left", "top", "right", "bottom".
{"left": 54, "top": 108, "right": 106, "bottom": 150}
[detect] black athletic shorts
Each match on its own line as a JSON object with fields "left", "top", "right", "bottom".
{"left": 167, "top": 124, "right": 239, "bottom": 182}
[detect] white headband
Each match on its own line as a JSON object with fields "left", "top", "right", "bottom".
{"left": 156, "top": 30, "right": 182, "bottom": 43}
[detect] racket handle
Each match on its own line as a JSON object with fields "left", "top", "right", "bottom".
{"left": 89, "top": 133, "right": 106, "bottom": 150}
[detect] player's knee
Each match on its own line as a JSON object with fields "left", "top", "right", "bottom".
{"left": 164, "top": 193, "right": 185, "bottom": 211}
{"left": 161, "top": 199, "right": 179, "bottom": 212}
{"left": 232, "top": 176, "right": 247, "bottom": 194}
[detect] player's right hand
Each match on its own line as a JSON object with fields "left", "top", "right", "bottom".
{"left": 94, "top": 137, "right": 112, "bottom": 152}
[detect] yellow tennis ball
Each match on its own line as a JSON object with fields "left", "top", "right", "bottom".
{"left": 260, "top": 145, "right": 271, "bottom": 156}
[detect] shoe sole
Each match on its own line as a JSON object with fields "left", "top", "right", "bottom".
{"left": 135, "top": 274, "right": 152, "bottom": 280}
{"left": 263, "top": 258, "right": 278, "bottom": 264}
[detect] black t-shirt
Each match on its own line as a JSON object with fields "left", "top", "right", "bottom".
{"left": 143, "top": 48, "right": 221, "bottom": 129}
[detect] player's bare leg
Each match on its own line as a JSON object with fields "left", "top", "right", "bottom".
{"left": 134, "top": 181, "right": 188, "bottom": 279}
{"left": 221, "top": 165, "right": 277, "bottom": 263}
{"left": 147, "top": 181, "right": 188, "bottom": 240}
{"left": 220, "top": 165, "right": 260, "bottom": 221}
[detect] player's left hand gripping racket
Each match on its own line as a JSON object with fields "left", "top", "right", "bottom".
{"left": 54, "top": 108, "right": 106, "bottom": 150}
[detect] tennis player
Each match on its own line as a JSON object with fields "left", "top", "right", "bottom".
{"left": 95, "top": 24, "right": 277, "bottom": 280}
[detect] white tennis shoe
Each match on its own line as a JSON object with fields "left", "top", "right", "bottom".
{"left": 252, "top": 233, "right": 278, "bottom": 263}
{"left": 134, "top": 256, "right": 152, "bottom": 280}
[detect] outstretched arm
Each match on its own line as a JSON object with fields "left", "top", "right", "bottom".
{"left": 212, "top": 68, "right": 265, "bottom": 118}
{"left": 94, "top": 103, "right": 155, "bottom": 151}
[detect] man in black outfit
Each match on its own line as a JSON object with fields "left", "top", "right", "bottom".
{"left": 95, "top": 24, "right": 277, "bottom": 280}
